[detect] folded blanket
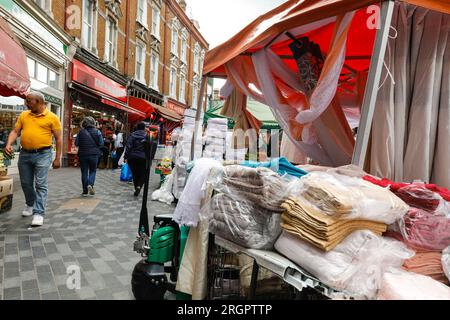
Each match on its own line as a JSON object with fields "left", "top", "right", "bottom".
{"left": 403, "top": 251, "right": 449, "bottom": 285}
{"left": 297, "top": 172, "right": 408, "bottom": 224}
{"left": 209, "top": 193, "right": 281, "bottom": 250}
{"left": 281, "top": 198, "right": 387, "bottom": 251}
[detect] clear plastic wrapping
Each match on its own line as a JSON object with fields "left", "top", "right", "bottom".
{"left": 377, "top": 269, "right": 450, "bottom": 300}
{"left": 395, "top": 184, "right": 444, "bottom": 212}
{"left": 201, "top": 165, "right": 300, "bottom": 250}
{"left": 274, "top": 230, "right": 414, "bottom": 299}
{"left": 151, "top": 173, "right": 174, "bottom": 205}
{"left": 293, "top": 171, "right": 409, "bottom": 224}
{"left": 397, "top": 207, "right": 450, "bottom": 251}
{"left": 443, "top": 246, "right": 450, "bottom": 282}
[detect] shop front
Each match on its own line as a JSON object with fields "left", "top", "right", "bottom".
{"left": 67, "top": 59, "right": 145, "bottom": 167}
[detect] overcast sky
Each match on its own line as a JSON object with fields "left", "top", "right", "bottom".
{"left": 185, "top": 0, "right": 287, "bottom": 49}
{"left": 185, "top": 0, "right": 287, "bottom": 89}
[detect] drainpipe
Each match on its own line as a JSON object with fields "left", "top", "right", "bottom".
{"left": 162, "top": 2, "right": 169, "bottom": 104}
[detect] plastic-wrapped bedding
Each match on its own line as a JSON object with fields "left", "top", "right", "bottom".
{"left": 378, "top": 270, "right": 450, "bottom": 300}
{"left": 209, "top": 193, "right": 282, "bottom": 250}
{"left": 296, "top": 171, "right": 409, "bottom": 224}
{"left": 274, "top": 230, "right": 414, "bottom": 299}
{"left": 201, "top": 164, "right": 298, "bottom": 249}
{"left": 397, "top": 207, "right": 450, "bottom": 251}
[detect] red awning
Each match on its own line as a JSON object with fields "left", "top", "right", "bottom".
{"left": 0, "top": 16, "right": 30, "bottom": 98}
{"left": 128, "top": 96, "right": 183, "bottom": 123}
{"left": 127, "top": 96, "right": 156, "bottom": 123}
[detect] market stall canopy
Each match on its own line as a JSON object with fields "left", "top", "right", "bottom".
{"left": 0, "top": 16, "right": 30, "bottom": 98}
{"left": 128, "top": 96, "right": 156, "bottom": 123}
{"left": 205, "top": 99, "right": 280, "bottom": 130}
{"left": 204, "top": 0, "right": 450, "bottom": 76}
{"left": 128, "top": 96, "right": 183, "bottom": 123}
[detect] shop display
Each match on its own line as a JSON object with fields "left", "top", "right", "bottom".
{"left": 274, "top": 230, "right": 414, "bottom": 300}
{"left": 377, "top": 270, "right": 450, "bottom": 300}
{"left": 203, "top": 118, "right": 228, "bottom": 161}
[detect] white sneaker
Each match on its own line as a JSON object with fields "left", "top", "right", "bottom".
{"left": 31, "top": 215, "right": 44, "bottom": 227}
{"left": 22, "top": 206, "right": 34, "bottom": 217}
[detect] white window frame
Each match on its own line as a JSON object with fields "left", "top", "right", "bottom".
{"left": 171, "top": 27, "right": 178, "bottom": 56}
{"left": 150, "top": 51, "right": 159, "bottom": 91}
{"left": 82, "top": 0, "right": 94, "bottom": 50}
{"left": 193, "top": 43, "right": 200, "bottom": 74}
{"left": 151, "top": 6, "right": 161, "bottom": 39}
{"left": 137, "top": 0, "right": 147, "bottom": 27}
{"left": 179, "top": 74, "right": 186, "bottom": 103}
{"left": 35, "top": 0, "right": 53, "bottom": 17}
{"left": 192, "top": 82, "right": 198, "bottom": 108}
{"left": 104, "top": 18, "right": 118, "bottom": 66}
{"left": 169, "top": 67, "right": 177, "bottom": 99}
{"left": 135, "top": 42, "right": 146, "bottom": 84}
{"left": 181, "top": 36, "right": 187, "bottom": 64}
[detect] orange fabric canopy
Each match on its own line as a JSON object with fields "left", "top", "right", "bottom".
{"left": 128, "top": 96, "right": 155, "bottom": 123}
{"left": 204, "top": 0, "right": 450, "bottom": 76}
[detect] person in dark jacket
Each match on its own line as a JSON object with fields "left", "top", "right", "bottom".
{"left": 124, "top": 122, "right": 148, "bottom": 197}
{"left": 75, "top": 116, "right": 104, "bottom": 196}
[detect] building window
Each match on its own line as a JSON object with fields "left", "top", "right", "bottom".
{"left": 193, "top": 45, "right": 200, "bottom": 74}
{"left": 192, "top": 83, "right": 198, "bottom": 108}
{"left": 34, "top": 0, "right": 52, "bottom": 16}
{"left": 181, "top": 37, "right": 187, "bottom": 63}
{"left": 171, "top": 27, "right": 178, "bottom": 56}
{"left": 82, "top": 0, "right": 94, "bottom": 50}
{"left": 151, "top": 6, "right": 160, "bottom": 39}
{"left": 135, "top": 43, "right": 146, "bottom": 83}
{"left": 169, "top": 67, "right": 177, "bottom": 99}
{"left": 137, "top": 0, "right": 147, "bottom": 26}
{"left": 179, "top": 74, "right": 186, "bottom": 103}
{"left": 27, "top": 57, "right": 35, "bottom": 78}
{"left": 104, "top": 18, "right": 117, "bottom": 65}
{"left": 27, "top": 56, "right": 61, "bottom": 90}
{"left": 150, "top": 51, "right": 159, "bottom": 90}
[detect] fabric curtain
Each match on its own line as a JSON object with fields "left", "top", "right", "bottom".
{"left": 370, "top": 3, "right": 450, "bottom": 188}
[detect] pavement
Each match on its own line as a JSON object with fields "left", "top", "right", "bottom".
{"left": 0, "top": 164, "right": 176, "bottom": 300}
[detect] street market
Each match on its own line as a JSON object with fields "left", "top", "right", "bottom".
{"left": 0, "top": 0, "right": 449, "bottom": 305}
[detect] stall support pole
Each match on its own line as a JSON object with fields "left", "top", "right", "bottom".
{"left": 190, "top": 76, "right": 207, "bottom": 161}
{"left": 351, "top": 0, "right": 395, "bottom": 168}
{"left": 248, "top": 260, "right": 259, "bottom": 300}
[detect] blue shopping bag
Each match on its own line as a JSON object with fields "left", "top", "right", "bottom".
{"left": 120, "top": 163, "right": 133, "bottom": 182}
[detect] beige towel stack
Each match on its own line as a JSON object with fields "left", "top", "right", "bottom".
{"left": 281, "top": 197, "right": 387, "bottom": 251}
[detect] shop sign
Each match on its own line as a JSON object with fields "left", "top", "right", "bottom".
{"left": 43, "top": 93, "right": 62, "bottom": 106}
{"left": 167, "top": 100, "right": 186, "bottom": 116}
{"left": 72, "top": 59, "right": 127, "bottom": 102}
{"left": 0, "top": 0, "right": 65, "bottom": 54}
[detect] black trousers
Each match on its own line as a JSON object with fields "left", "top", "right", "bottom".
{"left": 127, "top": 158, "right": 146, "bottom": 190}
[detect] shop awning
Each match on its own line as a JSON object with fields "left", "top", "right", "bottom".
{"left": 0, "top": 16, "right": 30, "bottom": 98}
{"left": 69, "top": 82, "right": 146, "bottom": 118}
{"left": 127, "top": 96, "right": 156, "bottom": 123}
{"left": 152, "top": 103, "right": 183, "bottom": 122}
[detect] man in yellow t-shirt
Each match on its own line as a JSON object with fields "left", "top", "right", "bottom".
{"left": 5, "top": 92, "right": 62, "bottom": 227}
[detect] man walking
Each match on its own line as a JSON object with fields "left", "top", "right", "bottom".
{"left": 5, "top": 92, "right": 62, "bottom": 226}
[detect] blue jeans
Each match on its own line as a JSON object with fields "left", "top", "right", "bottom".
{"left": 18, "top": 149, "right": 53, "bottom": 216}
{"left": 79, "top": 155, "right": 99, "bottom": 193}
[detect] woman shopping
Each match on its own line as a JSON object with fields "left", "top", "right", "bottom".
{"left": 124, "top": 122, "right": 148, "bottom": 197}
{"left": 75, "top": 116, "right": 104, "bottom": 196}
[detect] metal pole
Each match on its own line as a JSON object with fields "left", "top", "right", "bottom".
{"left": 190, "top": 76, "right": 207, "bottom": 161}
{"left": 352, "top": 0, "right": 395, "bottom": 167}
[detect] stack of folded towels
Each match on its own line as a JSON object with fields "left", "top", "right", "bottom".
{"left": 280, "top": 171, "right": 409, "bottom": 251}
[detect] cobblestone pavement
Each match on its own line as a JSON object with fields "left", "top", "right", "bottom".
{"left": 0, "top": 165, "right": 176, "bottom": 300}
